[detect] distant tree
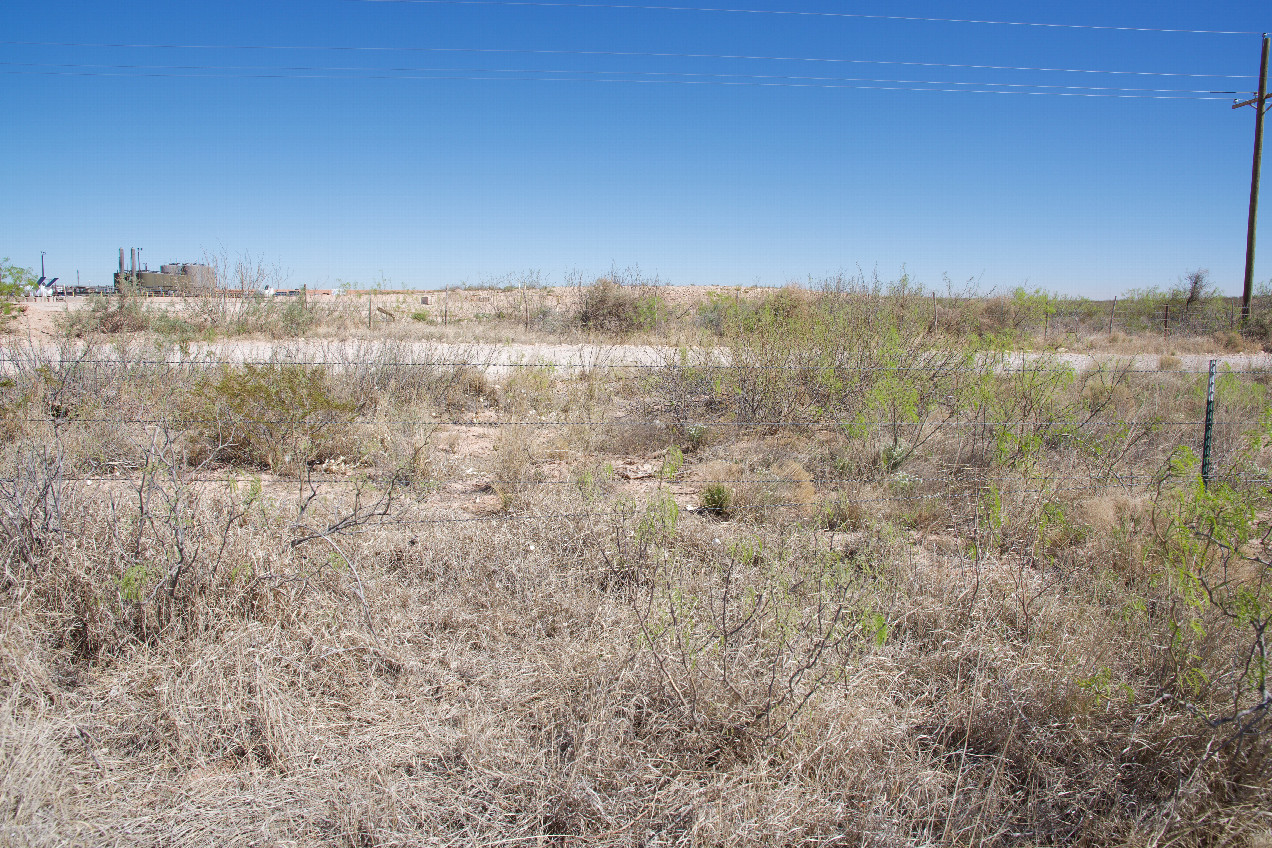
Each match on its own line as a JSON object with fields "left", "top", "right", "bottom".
{"left": 1183, "top": 268, "right": 1209, "bottom": 309}
{"left": 0, "top": 257, "right": 37, "bottom": 327}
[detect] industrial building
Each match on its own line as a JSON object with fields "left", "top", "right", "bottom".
{"left": 113, "top": 247, "right": 214, "bottom": 294}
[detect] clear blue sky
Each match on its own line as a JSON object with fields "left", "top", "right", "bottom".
{"left": 2, "top": 1, "right": 1268, "bottom": 296}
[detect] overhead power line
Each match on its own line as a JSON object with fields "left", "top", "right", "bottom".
{"left": 0, "top": 61, "right": 1246, "bottom": 96}
{"left": 0, "top": 41, "right": 1255, "bottom": 80}
{"left": 344, "top": 0, "right": 1262, "bottom": 35}
{"left": 0, "top": 67, "right": 1237, "bottom": 98}
{"left": 0, "top": 69, "right": 1234, "bottom": 98}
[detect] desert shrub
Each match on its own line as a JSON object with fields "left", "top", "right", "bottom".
{"left": 972, "top": 286, "right": 1055, "bottom": 340}
{"left": 575, "top": 274, "right": 660, "bottom": 334}
{"left": 695, "top": 290, "right": 754, "bottom": 335}
{"left": 704, "top": 277, "right": 984, "bottom": 467}
{"left": 277, "top": 297, "right": 316, "bottom": 336}
{"left": 179, "top": 364, "right": 359, "bottom": 470}
{"left": 700, "top": 482, "right": 732, "bottom": 516}
{"left": 1154, "top": 431, "right": 1272, "bottom": 757}
{"left": 575, "top": 277, "right": 639, "bottom": 332}
{"left": 61, "top": 292, "right": 151, "bottom": 335}
{"left": 627, "top": 523, "right": 869, "bottom": 746}
{"left": 1, "top": 257, "right": 35, "bottom": 331}
{"left": 1115, "top": 272, "right": 1231, "bottom": 336}
{"left": 0, "top": 446, "right": 69, "bottom": 572}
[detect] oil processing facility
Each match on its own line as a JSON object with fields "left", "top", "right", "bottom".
{"left": 114, "top": 247, "right": 214, "bottom": 295}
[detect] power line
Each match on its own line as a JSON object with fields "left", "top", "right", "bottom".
{"left": 0, "top": 67, "right": 1234, "bottom": 98}
{"left": 0, "top": 61, "right": 1244, "bottom": 96}
{"left": 343, "top": 0, "right": 1263, "bottom": 36}
{"left": 1, "top": 41, "right": 1254, "bottom": 80}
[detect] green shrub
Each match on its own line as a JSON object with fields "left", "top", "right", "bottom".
{"left": 61, "top": 292, "right": 151, "bottom": 335}
{"left": 700, "top": 482, "right": 733, "bottom": 517}
{"left": 0, "top": 257, "right": 35, "bottom": 331}
{"left": 180, "top": 364, "right": 358, "bottom": 470}
{"left": 576, "top": 277, "right": 641, "bottom": 332}
{"left": 575, "top": 274, "right": 661, "bottom": 333}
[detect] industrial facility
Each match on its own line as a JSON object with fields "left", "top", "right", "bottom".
{"left": 113, "top": 247, "right": 214, "bottom": 294}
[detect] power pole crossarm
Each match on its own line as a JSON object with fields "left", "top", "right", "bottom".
{"left": 1236, "top": 34, "right": 1269, "bottom": 324}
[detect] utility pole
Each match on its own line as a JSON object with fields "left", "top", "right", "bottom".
{"left": 1234, "top": 34, "right": 1269, "bottom": 325}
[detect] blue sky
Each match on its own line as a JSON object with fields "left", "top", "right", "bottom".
{"left": 2, "top": 1, "right": 1269, "bottom": 296}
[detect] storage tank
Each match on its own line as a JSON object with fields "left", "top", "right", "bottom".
{"left": 181, "top": 264, "right": 215, "bottom": 291}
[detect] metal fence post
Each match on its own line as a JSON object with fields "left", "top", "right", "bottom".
{"left": 1202, "top": 359, "right": 1217, "bottom": 487}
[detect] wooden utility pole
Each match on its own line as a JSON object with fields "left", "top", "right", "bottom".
{"left": 1234, "top": 34, "right": 1269, "bottom": 324}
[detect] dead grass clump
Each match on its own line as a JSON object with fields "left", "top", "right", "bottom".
{"left": 0, "top": 703, "right": 88, "bottom": 844}
{"left": 439, "top": 363, "right": 493, "bottom": 411}
{"left": 499, "top": 371, "right": 552, "bottom": 417}
{"left": 696, "top": 459, "right": 816, "bottom": 523}
{"left": 735, "top": 459, "right": 816, "bottom": 521}
{"left": 356, "top": 412, "right": 434, "bottom": 483}
{"left": 490, "top": 424, "right": 543, "bottom": 511}
{"left": 818, "top": 489, "right": 872, "bottom": 530}
{"left": 892, "top": 497, "right": 948, "bottom": 531}
{"left": 1213, "top": 329, "right": 1247, "bottom": 352}
{"left": 599, "top": 420, "right": 673, "bottom": 457}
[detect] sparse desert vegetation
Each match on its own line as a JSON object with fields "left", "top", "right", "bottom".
{"left": 2, "top": 275, "right": 1272, "bottom": 846}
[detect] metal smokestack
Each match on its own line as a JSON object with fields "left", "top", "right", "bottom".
{"left": 119, "top": 248, "right": 125, "bottom": 274}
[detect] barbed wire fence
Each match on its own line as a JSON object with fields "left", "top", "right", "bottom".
{"left": 2, "top": 352, "right": 1267, "bottom": 540}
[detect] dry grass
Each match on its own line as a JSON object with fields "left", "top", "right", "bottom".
{"left": 2, "top": 317, "right": 1271, "bottom": 846}
{"left": 3, "top": 480, "right": 1267, "bottom": 846}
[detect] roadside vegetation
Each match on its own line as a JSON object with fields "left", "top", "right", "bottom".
{"left": 13, "top": 265, "right": 1270, "bottom": 354}
{"left": 0, "top": 258, "right": 36, "bottom": 331}
{"left": 1, "top": 274, "right": 1271, "bottom": 845}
